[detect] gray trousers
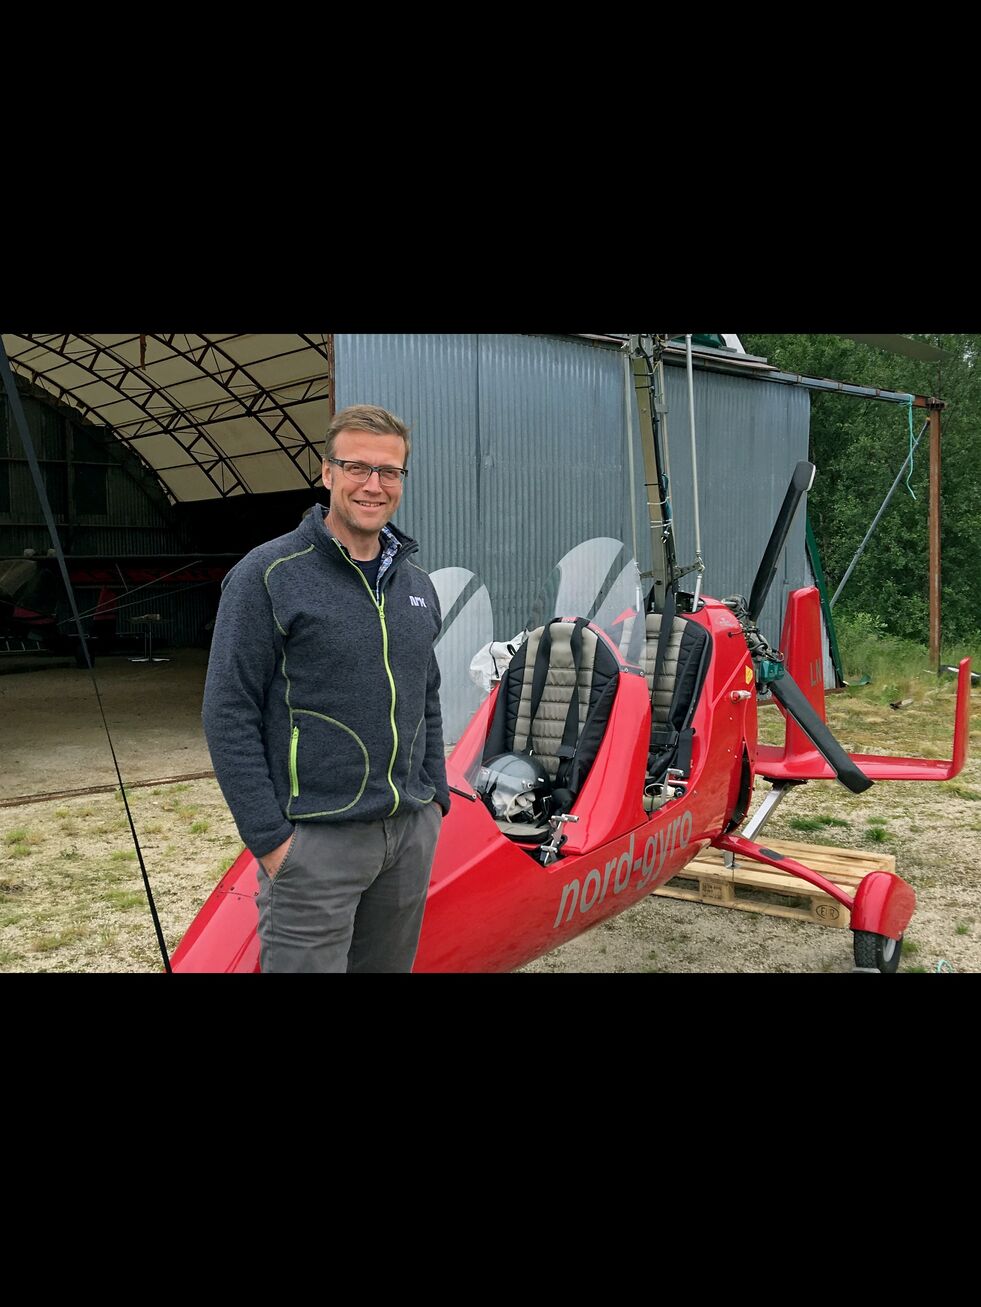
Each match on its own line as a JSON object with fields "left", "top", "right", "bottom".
{"left": 255, "top": 803, "right": 442, "bottom": 973}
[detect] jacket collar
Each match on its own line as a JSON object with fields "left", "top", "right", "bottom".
{"left": 299, "top": 502, "right": 418, "bottom": 562}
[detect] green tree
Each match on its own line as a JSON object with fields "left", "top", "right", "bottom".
{"left": 741, "top": 334, "right": 981, "bottom": 649}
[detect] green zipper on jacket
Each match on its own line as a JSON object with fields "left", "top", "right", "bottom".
{"left": 336, "top": 544, "right": 401, "bottom": 816}
{"left": 289, "top": 725, "right": 300, "bottom": 798}
{"left": 377, "top": 591, "right": 400, "bottom": 814}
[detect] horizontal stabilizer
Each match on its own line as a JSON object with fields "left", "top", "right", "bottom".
{"left": 759, "top": 657, "right": 972, "bottom": 785}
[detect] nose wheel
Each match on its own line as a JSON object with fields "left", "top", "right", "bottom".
{"left": 852, "top": 929, "right": 904, "bottom": 974}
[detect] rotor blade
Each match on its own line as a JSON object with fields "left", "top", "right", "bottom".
{"left": 769, "top": 671, "right": 873, "bottom": 794}
{"left": 846, "top": 333, "right": 952, "bottom": 363}
{"left": 748, "top": 461, "right": 816, "bottom": 624}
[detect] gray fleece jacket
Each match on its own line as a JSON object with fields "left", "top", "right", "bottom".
{"left": 202, "top": 506, "right": 449, "bottom": 859}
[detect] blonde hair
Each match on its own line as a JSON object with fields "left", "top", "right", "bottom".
{"left": 324, "top": 404, "right": 411, "bottom": 463}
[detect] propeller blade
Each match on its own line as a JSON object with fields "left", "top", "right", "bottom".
{"left": 769, "top": 671, "right": 873, "bottom": 794}
{"left": 846, "top": 333, "right": 952, "bottom": 363}
{"left": 748, "top": 461, "right": 816, "bottom": 624}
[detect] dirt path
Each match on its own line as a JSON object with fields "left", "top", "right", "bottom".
{"left": 1, "top": 653, "right": 211, "bottom": 798}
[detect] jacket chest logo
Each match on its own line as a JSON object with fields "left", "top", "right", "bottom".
{"left": 409, "top": 595, "right": 428, "bottom": 608}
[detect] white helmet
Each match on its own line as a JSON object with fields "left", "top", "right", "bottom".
{"left": 475, "top": 752, "right": 554, "bottom": 824}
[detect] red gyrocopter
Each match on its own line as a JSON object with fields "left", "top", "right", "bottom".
{"left": 171, "top": 335, "right": 972, "bottom": 974}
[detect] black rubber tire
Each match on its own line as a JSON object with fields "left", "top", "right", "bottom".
{"left": 853, "top": 930, "right": 903, "bottom": 974}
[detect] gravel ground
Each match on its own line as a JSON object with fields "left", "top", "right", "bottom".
{"left": 2, "top": 653, "right": 978, "bottom": 973}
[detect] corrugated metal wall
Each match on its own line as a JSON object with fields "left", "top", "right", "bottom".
{"left": 336, "top": 334, "right": 811, "bottom": 643}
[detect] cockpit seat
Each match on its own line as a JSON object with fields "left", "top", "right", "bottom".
{"left": 643, "top": 610, "right": 711, "bottom": 795}
{"left": 482, "top": 617, "right": 621, "bottom": 837}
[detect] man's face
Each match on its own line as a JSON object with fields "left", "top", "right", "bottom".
{"left": 322, "top": 428, "right": 407, "bottom": 542}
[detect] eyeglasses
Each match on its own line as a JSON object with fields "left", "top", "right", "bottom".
{"left": 328, "top": 458, "right": 408, "bottom": 486}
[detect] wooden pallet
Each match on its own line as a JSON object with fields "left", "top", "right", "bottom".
{"left": 654, "top": 839, "right": 897, "bottom": 928}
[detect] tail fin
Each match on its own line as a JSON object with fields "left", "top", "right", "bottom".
{"left": 780, "top": 585, "right": 828, "bottom": 748}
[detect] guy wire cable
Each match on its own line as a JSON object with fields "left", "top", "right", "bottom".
{"left": 60, "top": 577, "right": 215, "bottom": 629}
{"left": 58, "top": 560, "right": 207, "bottom": 622}
{"left": 0, "top": 341, "right": 172, "bottom": 973}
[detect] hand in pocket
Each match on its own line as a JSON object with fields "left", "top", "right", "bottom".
{"left": 261, "top": 830, "right": 295, "bottom": 878}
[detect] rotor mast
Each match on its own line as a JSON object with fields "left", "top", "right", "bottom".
{"left": 627, "top": 334, "right": 679, "bottom": 608}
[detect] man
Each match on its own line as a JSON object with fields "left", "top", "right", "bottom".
{"left": 202, "top": 404, "right": 449, "bottom": 972}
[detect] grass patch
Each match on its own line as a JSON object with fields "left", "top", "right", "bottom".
{"left": 100, "top": 866, "right": 137, "bottom": 886}
{"left": 947, "top": 785, "right": 981, "bottom": 801}
{"left": 10, "top": 845, "right": 32, "bottom": 858}
{"left": 190, "top": 821, "right": 209, "bottom": 834}
{"left": 106, "top": 890, "right": 146, "bottom": 911}
{"left": 956, "top": 922, "right": 970, "bottom": 936}
{"left": 903, "top": 939, "right": 919, "bottom": 955}
{"left": 788, "top": 815, "right": 851, "bottom": 833}
{"left": 163, "top": 798, "right": 200, "bottom": 818}
{"left": 110, "top": 850, "right": 137, "bottom": 862}
{"left": 865, "top": 826, "right": 889, "bottom": 844}
{"left": 31, "top": 924, "right": 91, "bottom": 953}
{"left": 833, "top": 613, "right": 974, "bottom": 719}
{"left": 4, "top": 829, "right": 29, "bottom": 845}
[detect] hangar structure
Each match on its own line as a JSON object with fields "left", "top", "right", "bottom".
{"left": 1, "top": 332, "right": 832, "bottom": 676}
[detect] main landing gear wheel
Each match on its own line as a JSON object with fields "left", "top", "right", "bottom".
{"left": 852, "top": 930, "right": 903, "bottom": 974}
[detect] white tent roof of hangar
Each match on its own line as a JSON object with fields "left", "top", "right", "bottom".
{"left": 1, "top": 333, "right": 332, "bottom": 502}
